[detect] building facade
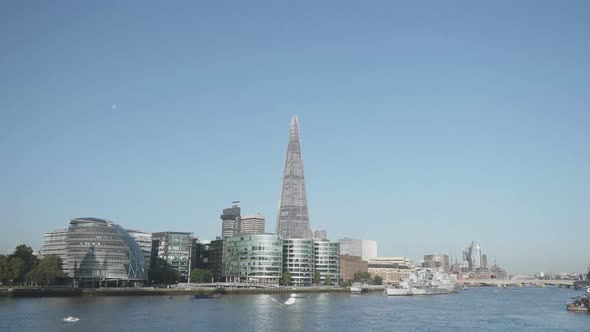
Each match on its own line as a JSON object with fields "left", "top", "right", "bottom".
{"left": 66, "top": 218, "right": 146, "bottom": 286}
{"left": 191, "top": 239, "right": 211, "bottom": 270}
{"left": 312, "top": 229, "right": 327, "bottom": 240}
{"left": 239, "top": 214, "right": 266, "bottom": 235}
{"left": 340, "top": 255, "right": 368, "bottom": 282}
{"left": 126, "top": 230, "right": 152, "bottom": 272}
{"left": 40, "top": 229, "right": 69, "bottom": 273}
{"left": 361, "top": 240, "right": 378, "bottom": 261}
{"left": 209, "top": 237, "right": 224, "bottom": 281}
{"left": 423, "top": 254, "right": 450, "bottom": 273}
{"left": 368, "top": 257, "right": 414, "bottom": 285}
{"left": 338, "top": 238, "right": 363, "bottom": 257}
{"left": 283, "top": 238, "right": 314, "bottom": 286}
{"left": 224, "top": 234, "right": 283, "bottom": 285}
{"left": 151, "top": 232, "right": 192, "bottom": 279}
{"left": 313, "top": 240, "right": 340, "bottom": 285}
{"left": 276, "top": 116, "right": 312, "bottom": 239}
{"left": 221, "top": 201, "right": 241, "bottom": 238}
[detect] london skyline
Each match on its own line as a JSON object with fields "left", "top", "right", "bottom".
{"left": 2, "top": 2, "right": 589, "bottom": 274}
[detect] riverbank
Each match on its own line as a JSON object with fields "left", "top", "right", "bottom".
{"left": 0, "top": 285, "right": 369, "bottom": 298}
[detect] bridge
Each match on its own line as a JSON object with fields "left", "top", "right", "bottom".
{"left": 460, "top": 279, "right": 578, "bottom": 288}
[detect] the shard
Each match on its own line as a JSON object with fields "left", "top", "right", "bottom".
{"left": 276, "top": 115, "right": 311, "bottom": 239}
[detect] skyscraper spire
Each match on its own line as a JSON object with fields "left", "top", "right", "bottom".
{"left": 276, "top": 115, "right": 311, "bottom": 239}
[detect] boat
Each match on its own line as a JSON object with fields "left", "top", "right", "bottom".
{"left": 385, "top": 269, "right": 459, "bottom": 296}
{"left": 350, "top": 283, "right": 365, "bottom": 294}
{"left": 567, "top": 291, "right": 589, "bottom": 312}
{"left": 63, "top": 317, "right": 79, "bottom": 322}
{"left": 194, "top": 293, "right": 222, "bottom": 299}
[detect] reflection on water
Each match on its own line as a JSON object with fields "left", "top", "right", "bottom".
{"left": 1, "top": 288, "right": 589, "bottom": 331}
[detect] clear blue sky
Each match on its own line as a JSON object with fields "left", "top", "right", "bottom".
{"left": 1, "top": 1, "right": 589, "bottom": 274}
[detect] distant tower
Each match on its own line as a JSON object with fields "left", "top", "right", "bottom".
{"left": 276, "top": 116, "right": 311, "bottom": 239}
{"left": 221, "top": 201, "right": 241, "bottom": 237}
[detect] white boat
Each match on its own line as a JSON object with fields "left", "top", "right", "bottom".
{"left": 385, "top": 269, "right": 458, "bottom": 296}
{"left": 63, "top": 317, "right": 79, "bottom": 322}
{"left": 350, "top": 283, "right": 364, "bottom": 294}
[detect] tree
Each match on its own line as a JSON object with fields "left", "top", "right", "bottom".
{"left": 353, "top": 271, "right": 371, "bottom": 282}
{"left": 314, "top": 271, "right": 321, "bottom": 285}
{"left": 149, "top": 258, "right": 179, "bottom": 284}
{"left": 12, "top": 245, "right": 37, "bottom": 282}
{"left": 324, "top": 275, "right": 332, "bottom": 285}
{"left": 280, "top": 272, "right": 291, "bottom": 286}
{"left": 26, "top": 255, "right": 65, "bottom": 286}
{"left": 190, "top": 269, "right": 213, "bottom": 283}
{"left": 373, "top": 275, "right": 383, "bottom": 285}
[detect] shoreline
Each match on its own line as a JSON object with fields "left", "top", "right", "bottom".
{"left": 0, "top": 286, "right": 372, "bottom": 298}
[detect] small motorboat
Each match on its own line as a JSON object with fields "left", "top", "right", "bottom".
{"left": 63, "top": 317, "right": 79, "bottom": 322}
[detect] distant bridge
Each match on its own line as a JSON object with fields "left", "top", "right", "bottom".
{"left": 460, "top": 279, "right": 579, "bottom": 288}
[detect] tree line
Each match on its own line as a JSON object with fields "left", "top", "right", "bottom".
{"left": 0, "top": 245, "right": 65, "bottom": 286}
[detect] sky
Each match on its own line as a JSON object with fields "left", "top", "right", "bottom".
{"left": 1, "top": 1, "right": 589, "bottom": 274}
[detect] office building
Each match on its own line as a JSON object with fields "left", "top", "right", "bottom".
{"left": 151, "top": 232, "right": 192, "bottom": 279}
{"left": 313, "top": 240, "right": 340, "bottom": 285}
{"left": 361, "top": 240, "right": 378, "bottom": 261}
{"left": 224, "top": 234, "right": 283, "bottom": 285}
{"left": 66, "top": 218, "right": 146, "bottom": 286}
{"left": 340, "top": 255, "right": 368, "bottom": 282}
{"left": 312, "top": 229, "right": 327, "bottom": 240}
{"left": 126, "top": 230, "right": 152, "bottom": 272}
{"left": 40, "top": 229, "right": 69, "bottom": 273}
{"left": 276, "top": 116, "right": 312, "bottom": 239}
{"left": 283, "top": 238, "right": 314, "bottom": 286}
{"left": 191, "top": 239, "right": 212, "bottom": 270}
{"left": 221, "top": 201, "right": 241, "bottom": 238}
{"left": 482, "top": 254, "right": 488, "bottom": 270}
{"left": 239, "top": 214, "right": 266, "bottom": 235}
{"left": 463, "top": 241, "right": 482, "bottom": 272}
{"left": 209, "top": 237, "right": 224, "bottom": 281}
{"left": 423, "top": 254, "right": 450, "bottom": 273}
{"left": 338, "top": 238, "right": 378, "bottom": 261}
{"left": 368, "top": 257, "right": 414, "bottom": 285}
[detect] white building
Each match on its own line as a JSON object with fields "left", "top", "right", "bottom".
{"left": 126, "top": 230, "right": 152, "bottom": 271}
{"left": 239, "top": 214, "right": 266, "bottom": 235}
{"left": 338, "top": 238, "right": 377, "bottom": 261}
{"left": 40, "top": 229, "right": 69, "bottom": 273}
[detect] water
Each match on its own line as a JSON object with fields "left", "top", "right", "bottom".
{"left": 0, "top": 287, "right": 588, "bottom": 331}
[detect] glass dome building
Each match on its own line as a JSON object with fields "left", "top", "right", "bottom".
{"left": 66, "top": 218, "right": 146, "bottom": 286}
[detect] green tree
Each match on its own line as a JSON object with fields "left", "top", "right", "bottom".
{"left": 148, "top": 258, "right": 179, "bottom": 284}
{"left": 324, "top": 275, "right": 332, "bottom": 285}
{"left": 190, "top": 269, "right": 213, "bottom": 283}
{"left": 314, "top": 271, "right": 321, "bottom": 285}
{"left": 280, "top": 272, "right": 292, "bottom": 286}
{"left": 12, "top": 245, "right": 37, "bottom": 282}
{"left": 373, "top": 275, "right": 383, "bottom": 285}
{"left": 353, "top": 271, "right": 371, "bottom": 282}
{"left": 26, "top": 255, "right": 65, "bottom": 286}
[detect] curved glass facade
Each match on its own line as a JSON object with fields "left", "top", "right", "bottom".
{"left": 283, "top": 238, "right": 314, "bottom": 286}
{"left": 66, "top": 218, "right": 146, "bottom": 282}
{"left": 225, "top": 234, "right": 283, "bottom": 284}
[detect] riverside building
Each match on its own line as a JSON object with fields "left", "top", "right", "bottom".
{"left": 224, "top": 234, "right": 283, "bottom": 285}
{"left": 313, "top": 240, "right": 340, "bottom": 285}
{"left": 340, "top": 255, "right": 368, "bottom": 282}
{"left": 338, "top": 238, "right": 378, "bottom": 261}
{"left": 283, "top": 238, "right": 314, "bottom": 286}
{"left": 126, "top": 229, "right": 152, "bottom": 272}
{"left": 66, "top": 218, "right": 146, "bottom": 287}
{"left": 151, "top": 232, "right": 192, "bottom": 280}
{"left": 423, "top": 254, "right": 450, "bottom": 273}
{"left": 368, "top": 257, "right": 414, "bottom": 285}
{"left": 40, "top": 228, "right": 69, "bottom": 273}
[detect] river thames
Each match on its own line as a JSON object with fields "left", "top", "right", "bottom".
{"left": 1, "top": 287, "right": 588, "bottom": 331}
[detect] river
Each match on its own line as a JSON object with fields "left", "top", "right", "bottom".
{"left": 0, "top": 287, "right": 588, "bottom": 331}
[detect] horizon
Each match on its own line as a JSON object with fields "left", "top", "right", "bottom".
{"left": 2, "top": 1, "right": 589, "bottom": 275}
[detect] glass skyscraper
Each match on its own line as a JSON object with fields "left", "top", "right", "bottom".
{"left": 276, "top": 116, "right": 311, "bottom": 239}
